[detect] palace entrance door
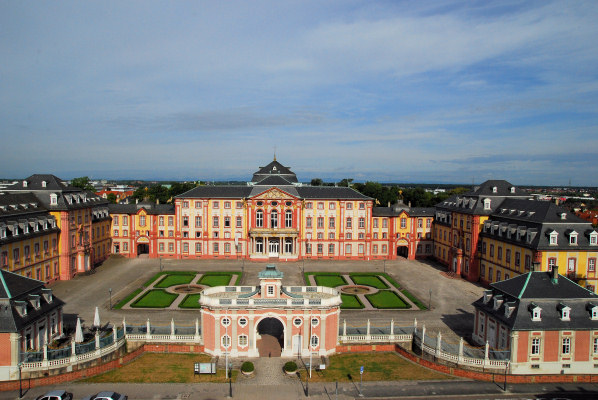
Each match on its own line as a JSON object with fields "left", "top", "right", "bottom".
{"left": 268, "top": 239, "right": 280, "bottom": 258}
{"left": 256, "top": 317, "right": 284, "bottom": 357}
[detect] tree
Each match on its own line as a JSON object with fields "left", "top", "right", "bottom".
{"left": 71, "top": 176, "right": 94, "bottom": 191}
{"left": 169, "top": 182, "right": 198, "bottom": 197}
{"left": 338, "top": 178, "right": 353, "bottom": 187}
{"left": 310, "top": 178, "right": 323, "bottom": 186}
{"left": 106, "top": 193, "right": 117, "bottom": 204}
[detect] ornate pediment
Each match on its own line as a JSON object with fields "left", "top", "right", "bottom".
{"left": 252, "top": 188, "right": 296, "bottom": 201}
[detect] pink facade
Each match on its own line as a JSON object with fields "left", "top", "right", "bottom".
{"left": 200, "top": 265, "right": 341, "bottom": 357}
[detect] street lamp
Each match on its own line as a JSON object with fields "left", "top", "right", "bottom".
{"left": 18, "top": 361, "right": 23, "bottom": 399}
{"left": 159, "top": 257, "right": 163, "bottom": 272}
{"left": 109, "top": 288, "right": 112, "bottom": 310}
{"left": 428, "top": 289, "right": 432, "bottom": 310}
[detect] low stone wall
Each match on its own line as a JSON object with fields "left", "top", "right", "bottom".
{"left": 0, "top": 343, "right": 205, "bottom": 392}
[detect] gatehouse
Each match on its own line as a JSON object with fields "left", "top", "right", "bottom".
{"left": 200, "top": 265, "right": 341, "bottom": 357}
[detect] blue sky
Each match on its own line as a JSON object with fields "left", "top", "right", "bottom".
{"left": 1, "top": 1, "right": 597, "bottom": 185}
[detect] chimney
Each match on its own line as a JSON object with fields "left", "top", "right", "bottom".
{"left": 551, "top": 265, "right": 559, "bottom": 284}
{"left": 156, "top": 199, "right": 159, "bottom": 205}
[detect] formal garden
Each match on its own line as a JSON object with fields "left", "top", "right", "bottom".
{"left": 305, "top": 272, "right": 426, "bottom": 310}
{"left": 113, "top": 270, "right": 242, "bottom": 309}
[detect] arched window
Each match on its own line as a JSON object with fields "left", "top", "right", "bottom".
{"left": 271, "top": 209, "right": 278, "bottom": 228}
{"left": 285, "top": 210, "right": 293, "bottom": 228}
{"left": 256, "top": 209, "right": 263, "bottom": 227}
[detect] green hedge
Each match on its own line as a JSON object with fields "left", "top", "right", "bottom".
{"left": 349, "top": 274, "right": 389, "bottom": 289}
{"left": 366, "top": 291, "right": 408, "bottom": 309}
{"left": 155, "top": 274, "right": 195, "bottom": 288}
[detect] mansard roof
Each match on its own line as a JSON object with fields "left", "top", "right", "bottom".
{"left": 372, "top": 205, "right": 434, "bottom": 217}
{"left": 254, "top": 175, "right": 295, "bottom": 186}
{"left": 436, "top": 180, "right": 530, "bottom": 215}
{"left": 0, "top": 270, "right": 64, "bottom": 333}
{"left": 480, "top": 199, "right": 596, "bottom": 250}
{"left": 3, "top": 175, "right": 107, "bottom": 211}
{"left": 177, "top": 184, "right": 370, "bottom": 200}
{"left": 251, "top": 159, "right": 298, "bottom": 183}
{"left": 473, "top": 269, "right": 598, "bottom": 331}
{"left": 108, "top": 202, "right": 175, "bottom": 215}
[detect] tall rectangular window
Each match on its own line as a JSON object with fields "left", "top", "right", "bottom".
{"left": 531, "top": 338, "right": 540, "bottom": 355}
{"left": 285, "top": 210, "right": 292, "bottom": 228}
{"left": 317, "top": 217, "right": 324, "bottom": 229}
{"left": 195, "top": 216, "right": 202, "bottom": 227}
{"left": 346, "top": 218, "right": 352, "bottom": 229}
{"left": 213, "top": 216, "right": 219, "bottom": 228}
{"left": 359, "top": 218, "right": 365, "bottom": 228}
{"left": 562, "top": 337, "right": 571, "bottom": 354}
{"left": 123, "top": 216, "right": 128, "bottom": 226}
{"left": 236, "top": 216, "right": 243, "bottom": 228}
{"left": 328, "top": 217, "right": 335, "bottom": 229}
{"left": 400, "top": 218, "right": 406, "bottom": 229}
{"left": 306, "top": 216, "right": 312, "bottom": 229}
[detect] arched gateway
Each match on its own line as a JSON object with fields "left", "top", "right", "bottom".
{"left": 200, "top": 265, "right": 342, "bottom": 358}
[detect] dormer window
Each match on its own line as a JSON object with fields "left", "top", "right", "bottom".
{"left": 492, "top": 186, "right": 498, "bottom": 193}
{"left": 569, "top": 231, "right": 578, "bottom": 245}
{"left": 588, "top": 304, "right": 598, "bottom": 320}
{"left": 22, "top": 180, "right": 27, "bottom": 187}
{"left": 510, "top": 186, "right": 515, "bottom": 193}
{"left": 558, "top": 303, "right": 571, "bottom": 321}
{"left": 50, "top": 193, "right": 58, "bottom": 205}
{"left": 504, "top": 302, "right": 516, "bottom": 318}
{"left": 483, "top": 198, "right": 491, "bottom": 210}
{"left": 0, "top": 228, "right": 5, "bottom": 239}
{"left": 41, "top": 181, "right": 46, "bottom": 188}
{"left": 549, "top": 231, "right": 558, "bottom": 245}
{"left": 530, "top": 304, "right": 542, "bottom": 321}
{"left": 15, "top": 301, "right": 27, "bottom": 316}
{"left": 483, "top": 290, "right": 492, "bottom": 304}
{"left": 28, "top": 295, "right": 40, "bottom": 310}
{"left": 589, "top": 232, "right": 597, "bottom": 246}
{"left": 493, "top": 295, "right": 503, "bottom": 310}
{"left": 42, "top": 288, "right": 53, "bottom": 304}
{"left": 560, "top": 213, "right": 567, "bottom": 220}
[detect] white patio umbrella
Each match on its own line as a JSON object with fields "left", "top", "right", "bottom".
{"left": 93, "top": 306, "right": 100, "bottom": 328}
{"left": 75, "top": 318, "right": 84, "bottom": 343}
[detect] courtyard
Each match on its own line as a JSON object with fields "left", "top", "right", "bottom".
{"left": 49, "top": 256, "right": 485, "bottom": 342}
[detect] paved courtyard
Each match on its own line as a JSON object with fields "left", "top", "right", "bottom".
{"left": 49, "top": 256, "right": 485, "bottom": 342}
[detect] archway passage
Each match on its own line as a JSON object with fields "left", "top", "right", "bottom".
{"left": 137, "top": 244, "right": 149, "bottom": 256}
{"left": 256, "top": 318, "right": 284, "bottom": 357}
{"left": 397, "top": 245, "right": 408, "bottom": 258}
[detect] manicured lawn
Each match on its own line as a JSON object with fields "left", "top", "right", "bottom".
{"left": 340, "top": 294, "right": 364, "bottom": 309}
{"left": 143, "top": 271, "right": 196, "bottom": 287}
{"left": 199, "top": 273, "right": 234, "bottom": 287}
{"left": 179, "top": 294, "right": 202, "bottom": 309}
{"left": 155, "top": 274, "right": 196, "bottom": 288}
{"left": 131, "top": 289, "right": 178, "bottom": 308}
{"left": 307, "top": 352, "right": 452, "bottom": 382}
{"left": 314, "top": 275, "right": 347, "bottom": 288}
{"left": 113, "top": 288, "right": 142, "bottom": 310}
{"left": 83, "top": 353, "right": 237, "bottom": 383}
{"left": 349, "top": 274, "right": 389, "bottom": 289}
{"left": 366, "top": 290, "right": 409, "bottom": 309}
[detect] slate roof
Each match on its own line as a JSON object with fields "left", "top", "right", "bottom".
{"left": 480, "top": 199, "right": 597, "bottom": 250}
{"left": 473, "top": 269, "right": 598, "bottom": 331}
{"left": 3, "top": 174, "right": 108, "bottom": 211}
{"left": 251, "top": 160, "right": 298, "bottom": 183}
{"left": 0, "top": 270, "right": 64, "bottom": 333}
{"left": 372, "top": 205, "right": 435, "bottom": 217}
{"left": 0, "top": 193, "right": 59, "bottom": 245}
{"left": 177, "top": 183, "right": 371, "bottom": 200}
{"left": 254, "top": 175, "right": 294, "bottom": 186}
{"left": 108, "top": 202, "right": 175, "bottom": 215}
{"left": 436, "top": 180, "right": 530, "bottom": 216}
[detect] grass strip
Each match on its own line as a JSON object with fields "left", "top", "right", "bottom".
{"left": 349, "top": 274, "right": 389, "bottom": 289}
{"left": 307, "top": 352, "right": 452, "bottom": 382}
{"left": 82, "top": 353, "right": 238, "bottom": 383}
{"left": 142, "top": 271, "right": 196, "bottom": 287}
{"left": 199, "top": 273, "right": 233, "bottom": 287}
{"left": 113, "top": 288, "right": 142, "bottom": 310}
{"left": 179, "top": 294, "right": 202, "bottom": 309}
{"left": 340, "top": 294, "right": 364, "bottom": 309}
{"left": 365, "top": 290, "right": 409, "bottom": 309}
{"left": 131, "top": 289, "right": 178, "bottom": 308}
{"left": 314, "top": 275, "right": 347, "bottom": 288}
{"left": 401, "top": 289, "right": 427, "bottom": 310}
{"left": 155, "top": 274, "right": 195, "bottom": 288}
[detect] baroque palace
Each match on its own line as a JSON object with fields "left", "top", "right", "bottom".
{"left": 1, "top": 159, "right": 597, "bottom": 294}
{"left": 109, "top": 159, "right": 434, "bottom": 262}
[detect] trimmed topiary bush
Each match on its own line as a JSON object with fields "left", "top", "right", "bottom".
{"left": 241, "top": 361, "right": 254, "bottom": 374}
{"left": 284, "top": 361, "right": 297, "bottom": 373}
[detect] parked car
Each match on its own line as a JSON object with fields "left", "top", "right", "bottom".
{"left": 82, "top": 392, "right": 127, "bottom": 400}
{"left": 35, "top": 390, "right": 73, "bottom": 400}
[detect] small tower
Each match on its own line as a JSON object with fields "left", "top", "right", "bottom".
{"left": 258, "top": 264, "right": 284, "bottom": 298}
